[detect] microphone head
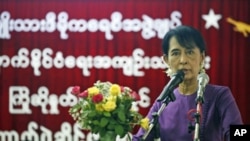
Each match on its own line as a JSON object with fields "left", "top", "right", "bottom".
{"left": 157, "top": 69, "right": 185, "bottom": 102}
{"left": 171, "top": 70, "right": 185, "bottom": 81}
{"left": 197, "top": 72, "right": 209, "bottom": 84}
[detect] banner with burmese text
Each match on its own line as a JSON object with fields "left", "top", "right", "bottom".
{"left": 1, "top": 0, "right": 250, "bottom": 140}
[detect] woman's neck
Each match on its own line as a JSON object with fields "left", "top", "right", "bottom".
{"left": 178, "top": 79, "right": 198, "bottom": 95}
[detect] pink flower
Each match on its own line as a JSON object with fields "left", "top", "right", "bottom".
{"left": 92, "top": 94, "right": 104, "bottom": 103}
{"left": 71, "top": 86, "right": 80, "bottom": 95}
{"left": 78, "top": 90, "right": 88, "bottom": 98}
{"left": 121, "top": 86, "right": 132, "bottom": 93}
{"left": 130, "top": 91, "right": 140, "bottom": 101}
{"left": 121, "top": 86, "right": 125, "bottom": 92}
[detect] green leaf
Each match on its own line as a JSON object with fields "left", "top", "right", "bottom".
{"left": 69, "top": 104, "right": 81, "bottom": 113}
{"left": 115, "top": 125, "right": 124, "bottom": 137}
{"left": 93, "top": 120, "right": 99, "bottom": 125}
{"left": 107, "top": 124, "right": 115, "bottom": 130}
{"left": 100, "top": 117, "right": 109, "bottom": 127}
{"left": 118, "top": 111, "right": 126, "bottom": 122}
{"left": 103, "top": 111, "right": 111, "bottom": 117}
{"left": 88, "top": 111, "right": 96, "bottom": 117}
{"left": 109, "top": 119, "right": 117, "bottom": 125}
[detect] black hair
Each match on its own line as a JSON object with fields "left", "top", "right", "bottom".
{"left": 162, "top": 25, "right": 206, "bottom": 55}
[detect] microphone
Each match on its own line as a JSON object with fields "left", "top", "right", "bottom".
{"left": 157, "top": 70, "right": 185, "bottom": 101}
{"left": 193, "top": 72, "right": 209, "bottom": 140}
{"left": 196, "top": 72, "right": 209, "bottom": 103}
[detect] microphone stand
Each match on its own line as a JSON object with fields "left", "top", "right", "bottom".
{"left": 193, "top": 92, "right": 204, "bottom": 141}
{"left": 141, "top": 92, "right": 176, "bottom": 141}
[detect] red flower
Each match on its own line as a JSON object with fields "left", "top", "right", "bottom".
{"left": 78, "top": 90, "right": 88, "bottom": 98}
{"left": 71, "top": 86, "right": 80, "bottom": 95}
{"left": 92, "top": 94, "right": 104, "bottom": 103}
{"left": 130, "top": 91, "right": 140, "bottom": 101}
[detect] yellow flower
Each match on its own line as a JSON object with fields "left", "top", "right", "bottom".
{"left": 87, "top": 86, "right": 99, "bottom": 97}
{"left": 140, "top": 117, "right": 149, "bottom": 130}
{"left": 109, "top": 84, "right": 121, "bottom": 96}
{"left": 95, "top": 103, "right": 104, "bottom": 112}
{"left": 106, "top": 95, "right": 117, "bottom": 102}
{"left": 102, "top": 100, "right": 116, "bottom": 112}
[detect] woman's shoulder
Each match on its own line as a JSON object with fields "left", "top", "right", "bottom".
{"left": 205, "top": 84, "right": 233, "bottom": 100}
{"left": 206, "top": 84, "right": 231, "bottom": 92}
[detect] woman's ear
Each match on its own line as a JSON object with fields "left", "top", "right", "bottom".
{"left": 162, "top": 54, "right": 173, "bottom": 76}
{"left": 201, "top": 52, "right": 205, "bottom": 63}
{"left": 199, "top": 52, "right": 206, "bottom": 73}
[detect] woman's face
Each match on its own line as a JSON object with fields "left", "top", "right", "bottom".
{"left": 164, "top": 36, "right": 204, "bottom": 81}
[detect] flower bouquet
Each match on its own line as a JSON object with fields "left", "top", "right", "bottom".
{"left": 69, "top": 80, "right": 149, "bottom": 140}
